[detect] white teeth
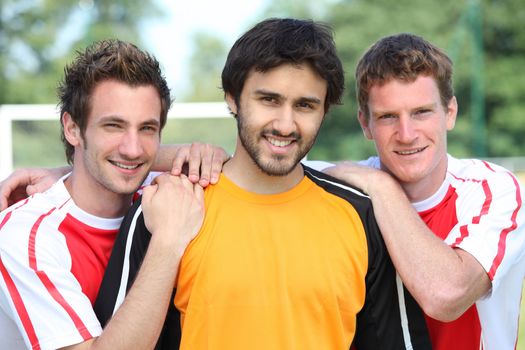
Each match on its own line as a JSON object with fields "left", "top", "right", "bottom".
{"left": 113, "top": 162, "right": 140, "bottom": 170}
{"left": 397, "top": 148, "right": 423, "bottom": 155}
{"left": 268, "top": 138, "right": 292, "bottom": 147}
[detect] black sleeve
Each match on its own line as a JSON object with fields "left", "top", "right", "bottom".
{"left": 93, "top": 197, "right": 182, "bottom": 349}
{"left": 353, "top": 204, "right": 432, "bottom": 350}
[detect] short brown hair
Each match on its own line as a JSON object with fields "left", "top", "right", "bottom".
{"left": 58, "top": 39, "right": 171, "bottom": 164}
{"left": 356, "top": 33, "right": 453, "bottom": 117}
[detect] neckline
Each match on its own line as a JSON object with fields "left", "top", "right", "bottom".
{"left": 217, "top": 173, "right": 314, "bottom": 205}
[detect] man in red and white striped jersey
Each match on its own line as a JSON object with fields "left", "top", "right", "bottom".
{"left": 324, "top": 33, "right": 525, "bottom": 350}
{"left": 0, "top": 39, "right": 224, "bottom": 350}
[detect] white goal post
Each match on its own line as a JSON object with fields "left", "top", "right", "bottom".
{"left": 0, "top": 103, "right": 231, "bottom": 180}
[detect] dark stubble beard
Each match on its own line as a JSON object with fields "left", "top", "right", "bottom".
{"left": 235, "top": 110, "right": 321, "bottom": 176}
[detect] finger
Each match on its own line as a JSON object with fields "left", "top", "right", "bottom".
{"left": 208, "top": 151, "right": 228, "bottom": 185}
{"left": 178, "top": 174, "right": 195, "bottom": 190}
{"left": 26, "top": 177, "right": 53, "bottom": 195}
{"left": 193, "top": 183, "right": 205, "bottom": 203}
{"left": 170, "top": 147, "right": 189, "bottom": 176}
{"left": 0, "top": 181, "right": 17, "bottom": 210}
{"left": 151, "top": 172, "right": 173, "bottom": 186}
{"left": 197, "top": 144, "right": 214, "bottom": 187}
{"left": 186, "top": 143, "right": 203, "bottom": 184}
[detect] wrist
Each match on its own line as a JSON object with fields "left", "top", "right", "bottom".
{"left": 367, "top": 170, "right": 398, "bottom": 197}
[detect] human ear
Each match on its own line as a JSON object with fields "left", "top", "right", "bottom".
{"left": 225, "top": 93, "right": 239, "bottom": 116}
{"left": 446, "top": 96, "right": 458, "bottom": 130}
{"left": 358, "top": 110, "right": 373, "bottom": 140}
{"left": 62, "top": 112, "right": 81, "bottom": 146}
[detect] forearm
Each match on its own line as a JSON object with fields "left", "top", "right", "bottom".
{"left": 367, "top": 173, "right": 490, "bottom": 320}
{"left": 90, "top": 235, "right": 182, "bottom": 349}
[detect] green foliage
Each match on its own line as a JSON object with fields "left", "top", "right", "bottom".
{"left": 183, "top": 32, "right": 227, "bottom": 102}
{"left": 4, "top": 0, "right": 525, "bottom": 166}
{"left": 1, "top": 0, "right": 163, "bottom": 104}
{"left": 185, "top": 0, "right": 525, "bottom": 161}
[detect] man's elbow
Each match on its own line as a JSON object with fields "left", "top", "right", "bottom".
{"left": 418, "top": 287, "right": 474, "bottom": 322}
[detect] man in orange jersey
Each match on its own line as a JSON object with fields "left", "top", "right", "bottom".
{"left": 94, "top": 19, "right": 431, "bottom": 349}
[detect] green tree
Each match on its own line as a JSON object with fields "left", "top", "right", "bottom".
{"left": 183, "top": 32, "right": 227, "bottom": 102}
{"left": 253, "top": 0, "right": 525, "bottom": 160}
{"left": 1, "top": 0, "right": 163, "bottom": 104}
{"left": 2, "top": 0, "right": 164, "bottom": 167}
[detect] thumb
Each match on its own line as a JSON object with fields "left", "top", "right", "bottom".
{"left": 26, "top": 184, "right": 40, "bottom": 196}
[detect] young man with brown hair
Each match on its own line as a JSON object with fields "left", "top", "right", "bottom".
{"left": 326, "top": 33, "right": 525, "bottom": 350}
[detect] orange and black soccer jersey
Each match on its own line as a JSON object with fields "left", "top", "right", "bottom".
{"left": 95, "top": 166, "right": 430, "bottom": 349}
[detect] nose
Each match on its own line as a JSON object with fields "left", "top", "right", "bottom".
{"left": 272, "top": 105, "right": 296, "bottom": 136}
{"left": 119, "top": 130, "right": 143, "bottom": 159}
{"left": 396, "top": 115, "right": 417, "bottom": 144}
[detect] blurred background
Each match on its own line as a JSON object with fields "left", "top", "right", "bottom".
{"left": 1, "top": 0, "right": 524, "bottom": 345}
{"left": 2, "top": 0, "right": 525, "bottom": 165}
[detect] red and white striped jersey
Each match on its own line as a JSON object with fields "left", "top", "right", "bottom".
{"left": 361, "top": 154, "right": 525, "bottom": 350}
{"left": 0, "top": 173, "right": 155, "bottom": 350}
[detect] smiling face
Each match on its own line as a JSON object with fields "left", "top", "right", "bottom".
{"left": 227, "top": 63, "right": 327, "bottom": 177}
{"left": 359, "top": 75, "right": 457, "bottom": 201}
{"left": 64, "top": 79, "right": 161, "bottom": 208}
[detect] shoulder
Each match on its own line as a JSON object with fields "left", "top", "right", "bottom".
{"left": 303, "top": 165, "right": 371, "bottom": 205}
{"left": 0, "top": 181, "right": 71, "bottom": 254}
{"left": 302, "top": 165, "right": 382, "bottom": 238}
{"left": 448, "top": 156, "right": 523, "bottom": 195}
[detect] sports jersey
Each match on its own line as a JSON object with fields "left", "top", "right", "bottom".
{"left": 95, "top": 166, "right": 431, "bottom": 349}
{"left": 0, "top": 173, "right": 156, "bottom": 350}
{"left": 361, "top": 155, "right": 525, "bottom": 350}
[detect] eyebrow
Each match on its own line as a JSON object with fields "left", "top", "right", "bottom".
{"left": 253, "top": 89, "right": 322, "bottom": 105}
{"left": 253, "top": 89, "right": 281, "bottom": 99}
{"left": 98, "top": 116, "right": 161, "bottom": 127}
{"left": 372, "top": 102, "right": 439, "bottom": 117}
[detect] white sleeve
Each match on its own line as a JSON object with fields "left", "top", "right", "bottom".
{"left": 451, "top": 171, "right": 525, "bottom": 292}
{"left": 0, "top": 210, "right": 102, "bottom": 350}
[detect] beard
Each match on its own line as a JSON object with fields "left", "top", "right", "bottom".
{"left": 236, "top": 110, "right": 321, "bottom": 176}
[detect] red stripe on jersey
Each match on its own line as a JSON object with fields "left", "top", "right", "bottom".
{"left": 488, "top": 173, "right": 522, "bottom": 278}
{"left": 35, "top": 270, "right": 92, "bottom": 340}
{"left": 0, "top": 257, "right": 42, "bottom": 349}
{"left": 451, "top": 179, "right": 492, "bottom": 247}
{"left": 27, "top": 207, "right": 93, "bottom": 341}
{"left": 0, "top": 211, "right": 12, "bottom": 229}
{"left": 481, "top": 160, "right": 496, "bottom": 172}
{"left": 28, "top": 208, "right": 55, "bottom": 269}
{"left": 1, "top": 198, "right": 32, "bottom": 230}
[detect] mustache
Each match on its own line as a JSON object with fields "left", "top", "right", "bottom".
{"left": 264, "top": 129, "right": 301, "bottom": 139}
